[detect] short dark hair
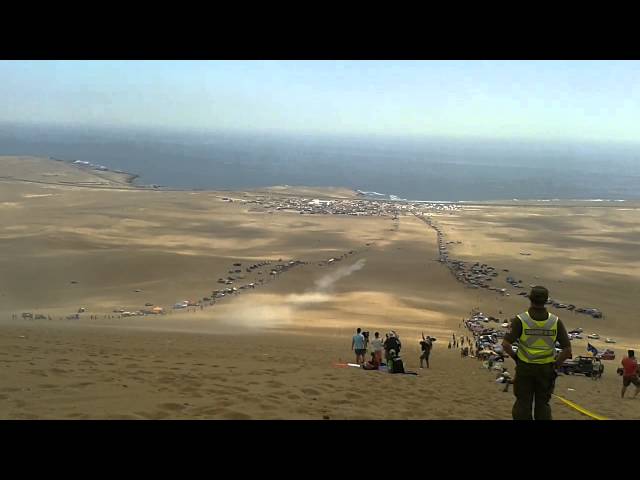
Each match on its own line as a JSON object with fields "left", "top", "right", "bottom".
{"left": 529, "top": 286, "right": 549, "bottom": 306}
{"left": 374, "top": 332, "right": 379, "bottom": 337}
{"left": 357, "top": 328, "right": 361, "bottom": 333}
{"left": 629, "top": 350, "right": 635, "bottom": 358}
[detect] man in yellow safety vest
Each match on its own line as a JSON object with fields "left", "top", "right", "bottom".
{"left": 502, "top": 286, "right": 572, "bottom": 420}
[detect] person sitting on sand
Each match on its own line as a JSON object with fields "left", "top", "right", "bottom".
{"left": 387, "top": 349, "right": 405, "bottom": 374}
{"left": 496, "top": 368, "right": 513, "bottom": 392}
{"left": 362, "top": 351, "right": 381, "bottom": 370}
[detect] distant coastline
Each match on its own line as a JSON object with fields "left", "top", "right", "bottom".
{"left": 40, "top": 156, "right": 638, "bottom": 207}
{"left": 3, "top": 123, "right": 640, "bottom": 202}
{"left": 50, "top": 156, "right": 141, "bottom": 187}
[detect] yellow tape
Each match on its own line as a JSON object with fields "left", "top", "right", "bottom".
{"left": 552, "top": 394, "right": 608, "bottom": 420}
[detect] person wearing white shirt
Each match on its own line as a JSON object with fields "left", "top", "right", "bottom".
{"left": 370, "top": 331, "right": 384, "bottom": 364}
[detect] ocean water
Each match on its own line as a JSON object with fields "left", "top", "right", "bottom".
{"left": 2, "top": 123, "right": 640, "bottom": 202}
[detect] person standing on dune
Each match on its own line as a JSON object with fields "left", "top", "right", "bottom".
{"left": 370, "top": 332, "right": 384, "bottom": 365}
{"left": 621, "top": 350, "right": 639, "bottom": 399}
{"left": 502, "top": 286, "right": 572, "bottom": 420}
{"left": 352, "top": 328, "right": 366, "bottom": 364}
{"left": 419, "top": 333, "right": 432, "bottom": 369}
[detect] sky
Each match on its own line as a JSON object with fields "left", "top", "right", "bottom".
{"left": 1, "top": 60, "right": 640, "bottom": 143}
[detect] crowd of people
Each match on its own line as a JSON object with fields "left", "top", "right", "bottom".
{"left": 351, "top": 328, "right": 433, "bottom": 374}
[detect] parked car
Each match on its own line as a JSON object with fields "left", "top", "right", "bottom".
{"left": 605, "top": 338, "right": 616, "bottom": 344}
{"left": 587, "top": 333, "right": 600, "bottom": 339}
{"left": 561, "top": 356, "right": 604, "bottom": 378}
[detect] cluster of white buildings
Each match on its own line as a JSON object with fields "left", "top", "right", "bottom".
{"left": 244, "top": 195, "right": 462, "bottom": 218}
{"left": 72, "top": 160, "right": 109, "bottom": 171}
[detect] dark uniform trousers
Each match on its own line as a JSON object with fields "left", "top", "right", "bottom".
{"left": 513, "top": 361, "right": 556, "bottom": 420}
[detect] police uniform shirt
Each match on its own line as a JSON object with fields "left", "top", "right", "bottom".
{"left": 504, "top": 306, "right": 571, "bottom": 349}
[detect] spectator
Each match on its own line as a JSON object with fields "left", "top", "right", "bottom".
{"left": 621, "top": 350, "right": 639, "bottom": 399}
{"left": 351, "top": 328, "right": 366, "bottom": 364}
{"left": 370, "top": 332, "right": 384, "bottom": 364}
{"left": 419, "top": 332, "right": 433, "bottom": 369}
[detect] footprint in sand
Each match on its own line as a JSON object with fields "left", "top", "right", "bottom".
{"left": 220, "top": 410, "right": 253, "bottom": 420}
{"left": 193, "top": 406, "right": 224, "bottom": 416}
{"left": 301, "top": 388, "right": 321, "bottom": 396}
{"left": 49, "top": 368, "right": 69, "bottom": 375}
{"left": 1, "top": 387, "right": 21, "bottom": 393}
{"left": 266, "top": 380, "right": 285, "bottom": 388}
{"left": 344, "top": 392, "right": 362, "bottom": 400}
{"left": 65, "top": 413, "right": 91, "bottom": 419}
{"left": 230, "top": 386, "right": 250, "bottom": 393}
{"left": 158, "top": 402, "right": 188, "bottom": 412}
{"left": 104, "top": 414, "right": 140, "bottom": 420}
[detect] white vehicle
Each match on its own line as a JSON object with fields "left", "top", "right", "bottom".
{"left": 605, "top": 338, "right": 616, "bottom": 344}
{"left": 587, "top": 333, "right": 600, "bottom": 340}
{"left": 501, "top": 322, "right": 510, "bottom": 328}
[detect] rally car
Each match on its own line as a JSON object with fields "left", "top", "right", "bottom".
{"left": 597, "top": 349, "right": 615, "bottom": 360}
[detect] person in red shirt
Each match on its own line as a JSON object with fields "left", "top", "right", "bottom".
{"left": 621, "top": 350, "right": 639, "bottom": 399}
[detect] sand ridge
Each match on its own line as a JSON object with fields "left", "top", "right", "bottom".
{"left": 0, "top": 156, "right": 638, "bottom": 419}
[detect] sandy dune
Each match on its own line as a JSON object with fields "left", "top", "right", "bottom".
{"left": 0, "top": 156, "right": 638, "bottom": 420}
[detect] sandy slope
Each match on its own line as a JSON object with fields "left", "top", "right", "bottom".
{"left": 0, "top": 156, "right": 637, "bottom": 420}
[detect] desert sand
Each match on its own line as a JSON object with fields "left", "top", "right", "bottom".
{"left": 0, "top": 156, "right": 638, "bottom": 420}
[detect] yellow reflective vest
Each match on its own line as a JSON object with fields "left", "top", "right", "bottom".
{"left": 516, "top": 311, "right": 558, "bottom": 364}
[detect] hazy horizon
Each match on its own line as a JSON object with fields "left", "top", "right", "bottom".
{"left": 2, "top": 60, "right": 640, "bottom": 144}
